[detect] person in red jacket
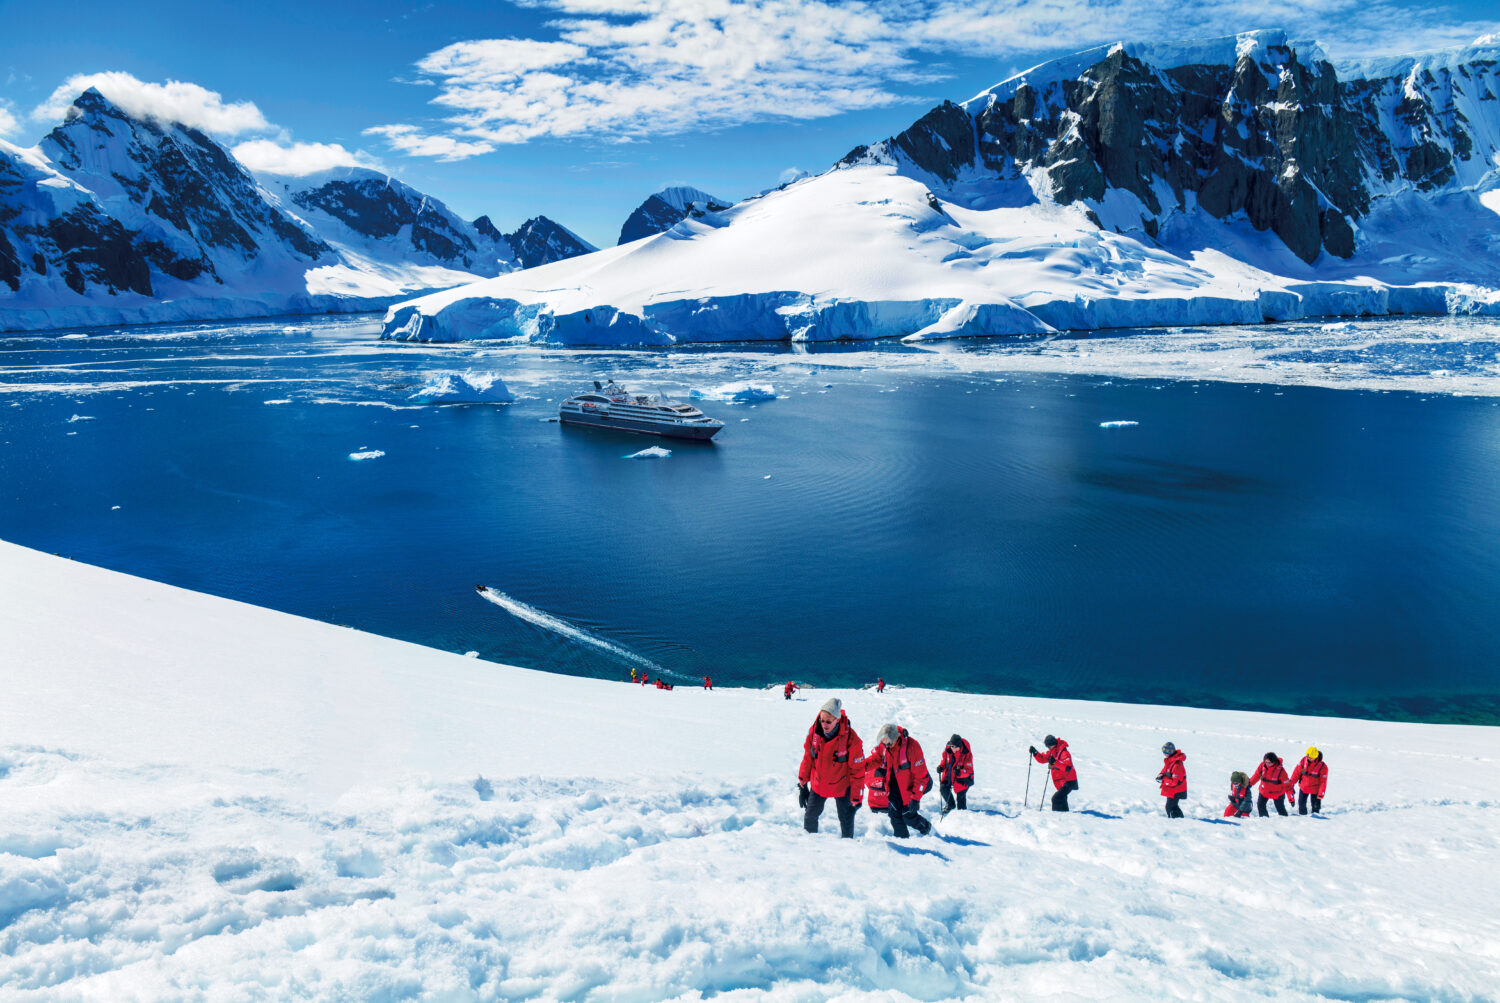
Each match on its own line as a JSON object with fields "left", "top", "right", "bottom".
{"left": 1224, "top": 771, "right": 1253, "bottom": 818}
{"left": 702, "top": 675, "right": 712, "bottom": 690}
{"left": 866, "top": 723, "right": 931, "bottom": 837}
{"left": 784, "top": 681, "right": 798, "bottom": 700}
{"left": 1030, "top": 735, "right": 1079, "bottom": 811}
{"left": 1157, "top": 742, "right": 1187, "bottom": 818}
{"left": 938, "top": 734, "right": 974, "bottom": 813}
{"left": 1247, "top": 752, "right": 1290, "bottom": 816}
{"left": 1289, "top": 747, "right": 1329, "bottom": 815}
{"left": 797, "top": 698, "right": 865, "bottom": 837}
{"left": 876, "top": 678, "right": 886, "bottom": 693}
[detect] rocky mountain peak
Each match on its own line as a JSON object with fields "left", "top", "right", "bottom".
{"left": 618, "top": 186, "right": 732, "bottom": 244}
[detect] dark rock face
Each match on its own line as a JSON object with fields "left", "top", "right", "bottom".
{"left": 503, "top": 216, "right": 596, "bottom": 269}
{"left": 619, "top": 188, "right": 731, "bottom": 244}
{"left": 293, "top": 176, "right": 478, "bottom": 265}
{"left": 849, "top": 36, "right": 1497, "bottom": 264}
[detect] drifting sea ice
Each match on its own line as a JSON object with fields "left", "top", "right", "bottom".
{"left": 1098, "top": 420, "right": 1140, "bottom": 428}
{"left": 690, "top": 381, "right": 776, "bottom": 402}
{"left": 409, "top": 371, "right": 516, "bottom": 404}
{"left": 624, "top": 446, "right": 672, "bottom": 459}
{"left": 348, "top": 450, "right": 385, "bottom": 461}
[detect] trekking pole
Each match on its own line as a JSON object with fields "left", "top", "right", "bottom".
{"left": 1025, "top": 752, "right": 1033, "bottom": 810}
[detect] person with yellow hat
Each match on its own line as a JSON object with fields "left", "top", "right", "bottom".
{"left": 1289, "top": 747, "right": 1329, "bottom": 815}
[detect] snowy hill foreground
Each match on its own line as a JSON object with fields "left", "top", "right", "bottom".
{"left": 384, "top": 30, "right": 1500, "bottom": 346}
{"left": 3, "top": 540, "right": 1498, "bottom": 1000}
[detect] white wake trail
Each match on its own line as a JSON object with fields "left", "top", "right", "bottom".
{"left": 476, "top": 587, "right": 671, "bottom": 678}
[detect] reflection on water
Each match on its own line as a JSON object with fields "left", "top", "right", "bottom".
{"left": 3, "top": 313, "right": 1500, "bottom": 724}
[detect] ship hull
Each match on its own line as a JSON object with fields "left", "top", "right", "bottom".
{"left": 560, "top": 411, "right": 722, "bottom": 440}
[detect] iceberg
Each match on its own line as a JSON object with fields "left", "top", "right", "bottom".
{"left": 689, "top": 382, "right": 776, "bottom": 402}
{"left": 409, "top": 371, "right": 516, "bottom": 404}
{"left": 624, "top": 446, "right": 672, "bottom": 459}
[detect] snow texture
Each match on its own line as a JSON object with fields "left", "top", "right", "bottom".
{"left": 2, "top": 540, "right": 1498, "bottom": 1000}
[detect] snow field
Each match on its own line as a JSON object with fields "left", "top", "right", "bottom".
{"left": 3, "top": 541, "right": 1498, "bottom": 1000}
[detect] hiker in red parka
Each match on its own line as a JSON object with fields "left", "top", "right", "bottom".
{"left": 1224, "top": 771, "right": 1253, "bottom": 817}
{"left": 702, "top": 676, "right": 712, "bottom": 690}
{"left": 1030, "top": 735, "right": 1079, "bottom": 811}
{"left": 866, "top": 724, "right": 932, "bottom": 837}
{"left": 938, "top": 734, "right": 974, "bottom": 813}
{"left": 876, "top": 678, "right": 886, "bottom": 693}
{"left": 1158, "top": 742, "right": 1187, "bottom": 818}
{"left": 797, "top": 698, "right": 865, "bottom": 838}
{"left": 1247, "top": 752, "right": 1290, "bottom": 816}
{"left": 784, "top": 681, "right": 799, "bottom": 700}
{"left": 1289, "top": 747, "right": 1329, "bottom": 815}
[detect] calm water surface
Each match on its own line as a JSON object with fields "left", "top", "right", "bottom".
{"left": 2, "top": 315, "right": 1498, "bottom": 723}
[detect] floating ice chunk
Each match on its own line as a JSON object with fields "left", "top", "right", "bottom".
{"left": 349, "top": 450, "right": 386, "bottom": 461}
{"left": 464, "top": 651, "right": 479, "bottom": 658}
{"left": 1098, "top": 420, "right": 1140, "bottom": 428}
{"left": 690, "top": 382, "right": 776, "bottom": 402}
{"left": 66, "top": 415, "right": 95, "bottom": 423}
{"left": 410, "top": 371, "right": 516, "bottom": 404}
{"left": 111, "top": 505, "right": 120, "bottom": 510}
{"left": 263, "top": 399, "right": 291, "bottom": 405}
{"left": 624, "top": 446, "right": 672, "bottom": 459}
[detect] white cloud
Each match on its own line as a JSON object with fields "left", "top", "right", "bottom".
{"left": 231, "top": 139, "right": 385, "bottom": 176}
{"left": 0, "top": 102, "right": 18, "bottom": 137}
{"left": 32, "top": 72, "right": 271, "bottom": 135}
{"left": 361, "top": 124, "right": 496, "bottom": 160}
{"left": 366, "top": 0, "right": 1499, "bottom": 160}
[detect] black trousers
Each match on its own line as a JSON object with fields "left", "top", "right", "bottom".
{"left": 940, "top": 781, "right": 968, "bottom": 812}
{"left": 1051, "top": 779, "right": 1079, "bottom": 812}
{"left": 1258, "top": 794, "right": 1288, "bottom": 817}
{"left": 887, "top": 786, "right": 931, "bottom": 838}
{"left": 804, "top": 791, "right": 857, "bottom": 837}
{"left": 1164, "top": 792, "right": 1186, "bottom": 818}
{"left": 1297, "top": 791, "right": 1323, "bottom": 815}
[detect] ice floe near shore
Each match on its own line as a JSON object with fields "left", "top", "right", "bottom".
{"left": 408, "top": 370, "right": 516, "bottom": 404}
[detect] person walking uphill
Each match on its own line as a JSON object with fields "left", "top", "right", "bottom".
{"left": 1158, "top": 742, "right": 1187, "bottom": 817}
{"left": 1248, "top": 752, "right": 1291, "bottom": 816}
{"left": 938, "top": 734, "right": 974, "bottom": 813}
{"left": 868, "top": 724, "right": 932, "bottom": 837}
{"left": 798, "top": 698, "right": 865, "bottom": 838}
{"left": 1030, "top": 735, "right": 1079, "bottom": 811}
{"left": 1225, "top": 771, "right": 1253, "bottom": 818}
{"left": 1289, "top": 747, "right": 1329, "bottom": 815}
{"left": 784, "top": 681, "right": 798, "bottom": 700}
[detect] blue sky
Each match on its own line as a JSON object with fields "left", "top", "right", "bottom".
{"left": 3, "top": 0, "right": 1496, "bottom": 247}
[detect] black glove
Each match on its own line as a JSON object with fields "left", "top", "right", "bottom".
{"left": 798, "top": 783, "right": 809, "bottom": 809}
{"left": 1029, "top": 746, "right": 1039, "bottom": 756}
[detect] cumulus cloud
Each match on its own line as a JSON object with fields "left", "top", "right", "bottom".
{"left": 32, "top": 72, "right": 271, "bottom": 135}
{"left": 0, "top": 102, "right": 18, "bottom": 137}
{"left": 361, "top": 124, "right": 497, "bottom": 160}
{"left": 366, "top": 0, "right": 1498, "bottom": 160}
{"left": 231, "top": 139, "right": 384, "bottom": 176}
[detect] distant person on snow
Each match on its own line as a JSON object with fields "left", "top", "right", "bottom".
{"left": 630, "top": 667, "right": 638, "bottom": 683}
{"left": 1289, "top": 747, "right": 1328, "bottom": 815}
{"left": 798, "top": 698, "right": 865, "bottom": 838}
{"left": 1158, "top": 742, "right": 1187, "bottom": 818}
{"left": 784, "top": 681, "right": 799, "bottom": 701}
{"left": 1030, "top": 735, "right": 1079, "bottom": 811}
{"left": 867, "top": 723, "right": 932, "bottom": 837}
{"left": 1247, "top": 752, "right": 1291, "bottom": 816}
{"left": 938, "top": 734, "right": 974, "bottom": 813}
{"left": 1224, "top": 771, "right": 1253, "bottom": 818}
{"left": 654, "top": 678, "right": 674, "bottom": 691}
{"left": 702, "top": 675, "right": 712, "bottom": 690}
{"left": 640, "top": 675, "right": 650, "bottom": 686}
{"left": 876, "top": 678, "right": 886, "bottom": 693}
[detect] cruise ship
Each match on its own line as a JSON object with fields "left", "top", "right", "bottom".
{"left": 558, "top": 381, "right": 725, "bottom": 440}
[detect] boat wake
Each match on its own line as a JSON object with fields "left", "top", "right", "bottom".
{"left": 475, "top": 586, "right": 672, "bottom": 678}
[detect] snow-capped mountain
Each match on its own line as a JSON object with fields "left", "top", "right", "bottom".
{"left": 501, "top": 215, "right": 596, "bottom": 269}
{"left": 842, "top": 30, "right": 1500, "bottom": 264}
{"left": 1, "top": 90, "right": 590, "bottom": 332}
{"left": 618, "top": 185, "right": 732, "bottom": 244}
{"left": 384, "top": 31, "right": 1500, "bottom": 346}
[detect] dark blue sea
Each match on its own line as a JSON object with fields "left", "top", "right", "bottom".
{"left": 3, "top": 314, "right": 1499, "bottom": 723}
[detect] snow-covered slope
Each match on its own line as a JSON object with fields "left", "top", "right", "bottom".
{"left": 3, "top": 539, "right": 1497, "bottom": 998}
{"left": 618, "top": 184, "right": 732, "bottom": 244}
{"left": 385, "top": 30, "right": 1500, "bottom": 346}
{"left": 0, "top": 92, "right": 591, "bottom": 333}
